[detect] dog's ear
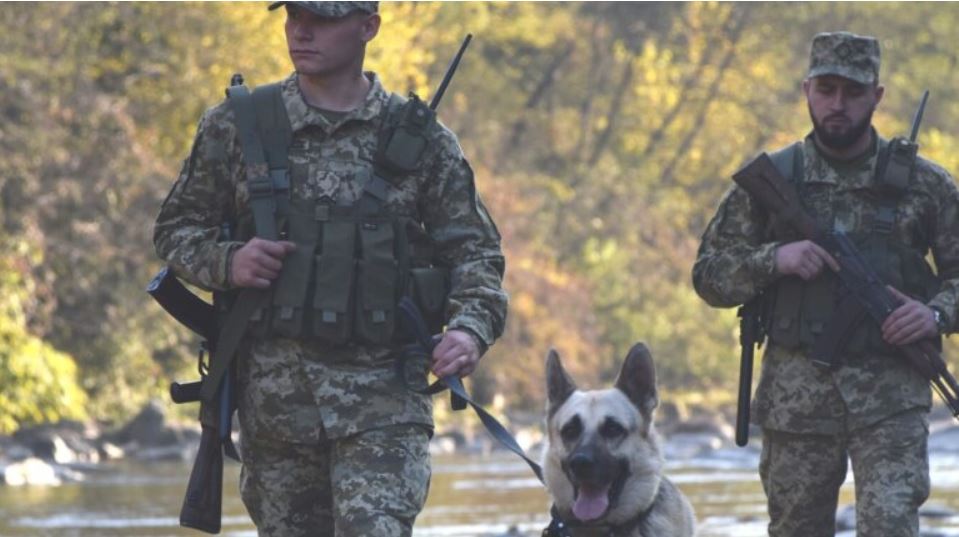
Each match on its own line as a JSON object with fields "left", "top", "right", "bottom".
{"left": 546, "top": 349, "right": 577, "bottom": 415}
{"left": 614, "top": 342, "right": 658, "bottom": 422}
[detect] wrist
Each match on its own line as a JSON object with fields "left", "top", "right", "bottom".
{"left": 448, "top": 325, "right": 488, "bottom": 356}
{"left": 931, "top": 305, "right": 950, "bottom": 335}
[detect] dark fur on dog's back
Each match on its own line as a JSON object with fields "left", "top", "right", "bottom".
{"left": 542, "top": 344, "right": 695, "bottom": 536}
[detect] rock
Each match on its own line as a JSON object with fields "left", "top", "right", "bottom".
{"left": 98, "top": 441, "right": 125, "bottom": 460}
{"left": 12, "top": 422, "right": 101, "bottom": 464}
{"left": 1, "top": 457, "right": 61, "bottom": 486}
{"left": 107, "top": 400, "right": 195, "bottom": 449}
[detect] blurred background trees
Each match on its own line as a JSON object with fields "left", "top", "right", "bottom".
{"left": 3, "top": 2, "right": 959, "bottom": 432}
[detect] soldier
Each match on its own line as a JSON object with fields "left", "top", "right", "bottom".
{"left": 154, "top": 2, "right": 507, "bottom": 536}
{"left": 693, "top": 32, "right": 959, "bottom": 536}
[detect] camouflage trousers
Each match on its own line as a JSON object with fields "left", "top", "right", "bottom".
{"left": 239, "top": 424, "right": 432, "bottom": 537}
{"left": 760, "top": 408, "right": 930, "bottom": 537}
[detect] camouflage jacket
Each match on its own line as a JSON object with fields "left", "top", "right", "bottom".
{"left": 154, "top": 73, "right": 507, "bottom": 439}
{"left": 693, "top": 132, "right": 959, "bottom": 434}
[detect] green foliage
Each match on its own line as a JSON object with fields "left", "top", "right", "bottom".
{"left": 0, "top": 239, "right": 87, "bottom": 434}
{"left": 4, "top": 2, "right": 959, "bottom": 428}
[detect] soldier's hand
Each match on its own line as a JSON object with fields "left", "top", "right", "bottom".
{"left": 774, "top": 240, "right": 840, "bottom": 280}
{"left": 432, "top": 329, "right": 481, "bottom": 378}
{"left": 882, "top": 286, "right": 938, "bottom": 345}
{"left": 229, "top": 238, "right": 297, "bottom": 289}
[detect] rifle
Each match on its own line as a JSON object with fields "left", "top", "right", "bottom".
{"left": 147, "top": 266, "right": 237, "bottom": 534}
{"left": 732, "top": 141, "right": 959, "bottom": 418}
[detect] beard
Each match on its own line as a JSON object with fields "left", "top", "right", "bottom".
{"left": 809, "top": 104, "right": 874, "bottom": 150}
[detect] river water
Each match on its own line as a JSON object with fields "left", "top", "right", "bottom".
{"left": 5, "top": 436, "right": 959, "bottom": 536}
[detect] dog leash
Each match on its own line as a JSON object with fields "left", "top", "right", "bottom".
{"left": 396, "top": 298, "right": 545, "bottom": 483}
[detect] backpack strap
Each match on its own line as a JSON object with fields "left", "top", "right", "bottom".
{"left": 201, "top": 82, "right": 292, "bottom": 403}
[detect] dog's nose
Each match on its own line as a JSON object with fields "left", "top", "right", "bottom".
{"left": 569, "top": 453, "right": 594, "bottom": 477}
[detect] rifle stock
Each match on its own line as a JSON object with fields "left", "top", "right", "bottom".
{"left": 733, "top": 153, "right": 959, "bottom": 417}
{"left": 179, "top": 425, "right": 224, "bottom": 534}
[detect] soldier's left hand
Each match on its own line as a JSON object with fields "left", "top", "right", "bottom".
{"left": 882, "top": 286, "right": 938, "bottom": 345}
{"left": 432, "top": 329, "right": 481, "bottom": 378}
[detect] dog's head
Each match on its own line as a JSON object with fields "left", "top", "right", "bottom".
{"left": 542, "top": 343, "right": 664, "bottom": 525}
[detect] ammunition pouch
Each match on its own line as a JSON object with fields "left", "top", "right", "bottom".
{"left": 244, "top": 199, "right": 449, "bottom": 345}
{"left": 226, "top": 80, "right": 448, "bottom": 348}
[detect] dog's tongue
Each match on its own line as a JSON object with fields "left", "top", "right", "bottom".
{"left": 572, "top": 485, "right": 610, "bottom": 521}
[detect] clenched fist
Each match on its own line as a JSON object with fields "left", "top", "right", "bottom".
{"left": 229, "top": 238, "right": 297, "bottom": 289}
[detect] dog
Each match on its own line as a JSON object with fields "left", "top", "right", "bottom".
{"left": 542, "top": 343, "right": 696, "bottom": 536}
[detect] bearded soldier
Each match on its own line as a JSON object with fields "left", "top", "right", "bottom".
{"left": 693, "top": 32, "right": 959, "bottom": 536}
{"left": 153, "top": 2, "right": 507, "bottom": 535}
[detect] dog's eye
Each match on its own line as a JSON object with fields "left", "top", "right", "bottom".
{"left": 600, "top": 418, "right": 626, "bottom": 439}
{"left": 560, "top": 417, "right": 582, "bottom": 443}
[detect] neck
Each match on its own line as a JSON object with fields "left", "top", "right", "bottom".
{"left": 813, "top": 128, "right": 874, "bottom": 161}
{"left": 297, "top": 66, "right": 369, "bottom": 112}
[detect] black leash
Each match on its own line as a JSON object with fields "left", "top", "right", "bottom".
{"left": 397, "top": 298, "right": 544, "bottom": 483}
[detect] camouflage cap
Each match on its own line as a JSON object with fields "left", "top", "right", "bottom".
{"left": 807, "top": 31, "right": 880, "bottom": 85}
{"left": 268, "top": 1, "right": 378, "bottom": 17}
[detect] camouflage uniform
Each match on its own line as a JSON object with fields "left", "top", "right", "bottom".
{"left": 693, "top": 32, "right": 959, "bottom": 537}
{"left": 153, "top": 5, "right": 507, "bottom": 532}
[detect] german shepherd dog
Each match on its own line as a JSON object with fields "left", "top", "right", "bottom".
{"left": 542, "top": 343, "right": 696, "bottom": 536}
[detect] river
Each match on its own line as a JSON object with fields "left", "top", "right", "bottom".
{"left": 5, "top": 440, "right": 959, "bottom": 536}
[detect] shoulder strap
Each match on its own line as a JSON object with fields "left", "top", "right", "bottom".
{"left": 226, "top": 82, "right": 291, "bottom": 241}
{"left": 768, "top": 141, "right": 803, "bottom": 184}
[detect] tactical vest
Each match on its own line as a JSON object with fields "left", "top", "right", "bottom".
{"left": 226, "top": 81, "right": 449, "bottom": 346}
{"left": 763, "top": 139, "right": 941, "bottom": 357}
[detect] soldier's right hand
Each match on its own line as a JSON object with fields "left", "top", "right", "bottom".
{"left": 229, "top": 238, "right": 297, "bottom": 289}
{"left": 774, "top": 240, "right": 840, "bottom": 280}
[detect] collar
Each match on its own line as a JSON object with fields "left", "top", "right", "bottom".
{"left": 281, "top": 71, "right": 389, "bottom": 133}
{"left": 544, "top": 496, "right": 657, "bottom": 537}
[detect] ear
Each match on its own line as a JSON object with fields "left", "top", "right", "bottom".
{"left": 546, "top": 349, "right": 577, "bottom": 416}
{"left": 614, "top": 343, "right": 658, "bottom": 421}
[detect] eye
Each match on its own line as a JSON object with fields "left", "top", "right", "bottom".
{"left": 560, "top": 417, "right": 583, "bottom": 443}
{"left": 600, "top": 418, "right": 627, "bottom": 440}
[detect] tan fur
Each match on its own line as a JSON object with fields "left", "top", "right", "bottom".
{"left": 542, "top": 346, "right": 696, "bottom": 536}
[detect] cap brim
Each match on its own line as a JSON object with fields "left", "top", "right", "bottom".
{"left": 807, "top": 65, "right": 875, "bottom": 85}
{"left": 267, "top": 1, "right": 286, "bottom": 11}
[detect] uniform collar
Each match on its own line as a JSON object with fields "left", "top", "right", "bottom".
{"left": 802, "top": 128, "right": 882, "bottom": 190}
{"left": 281, "top": 71, "right": 389, "bottom": 133}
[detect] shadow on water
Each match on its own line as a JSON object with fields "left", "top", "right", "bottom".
{"left": 5, "top": 449, "right": 959, "bottom": 536}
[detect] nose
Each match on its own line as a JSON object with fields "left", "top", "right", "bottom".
{"left": 569, "top": 453, "right": 595, "bottom": 479}
{"left": 291, "top": 21, "right": 312, "bottom": 41}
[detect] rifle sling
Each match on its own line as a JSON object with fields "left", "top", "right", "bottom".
{"left": 200, "top": 289, "right": 270, "bottom": 402}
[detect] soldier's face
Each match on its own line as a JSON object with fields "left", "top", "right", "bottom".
{"left": 804, "top": 75, "right": 884, "bottom": 150}
{"left": 284, "top": 5, "right": 380, "bottom": 78}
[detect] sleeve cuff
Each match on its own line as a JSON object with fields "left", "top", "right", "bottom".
{"left": 746, "top": 242, "right": 781, "bottom": 289}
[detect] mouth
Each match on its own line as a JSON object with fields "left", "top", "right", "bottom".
{"left": 572, "top": 482, "right": 612, "bottom": 521}
{"left": 568, "top": 463, "right": 630, "bottom": 522}
{"left": 290, "top": 49, "right": 319, "bottom": 57}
